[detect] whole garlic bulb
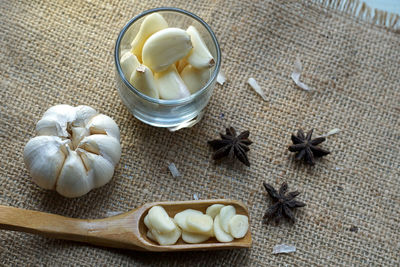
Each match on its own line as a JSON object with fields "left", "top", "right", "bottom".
{"left": 24, "top": 105, "right": 121, "bottom": 198}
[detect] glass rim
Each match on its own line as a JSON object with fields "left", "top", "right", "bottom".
{"left": 114, "top": 7, "right": 221, "bottom": 105}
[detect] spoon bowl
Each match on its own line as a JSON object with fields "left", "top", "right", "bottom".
{"left": 0, "top": 199, "right": 251, "bottom": 252}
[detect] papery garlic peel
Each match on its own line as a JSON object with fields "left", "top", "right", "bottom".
{"left": 24, "top": 105, "right": 121, "bottom": 198}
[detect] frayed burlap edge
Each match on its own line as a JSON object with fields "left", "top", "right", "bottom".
{"left": 315, "top": 0, "right": 400, "bottom": 31}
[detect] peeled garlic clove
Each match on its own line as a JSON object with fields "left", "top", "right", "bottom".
{"left": 186, "top": 26, "right": 214, "bottom": 69}
{"left": 228, "top": 215, "right": 249, "bottom": 238}
{"left": 78, "top": 149, "right": 114, "bottom": 188}
{"left": 56, "top": 146, "right": 93, "bottom": 198}
{"left": 182, "top": 231, "right": 210, "bottom": 244}
{"left": 129, "top": 65, "right": 159, "bottom": 99}
{"left": 174, "top": 209, "right": 203, "bottom": 231}
{"left": 206, "top": 204, "right": 225, "bottom": 219}
{"left": 214, "top": 214, "right": 233, "bottom": 243}
{"left": 186, "top": 214, "right": 213, "bottom": 234}
{"left": 131, "top": 13, "right": 168, "bottom": 62}
{"left": 146, "top": 230, "right": 156, "bottom": 241}
{"left": 176, "top": 58, "right": 188, "bottom": 73}
{"left": 120, "top": 51, "right": 140, "bottom": 81}
{"left": 147, "top": 206, "right": 176, "bottom": 234}
{"left": 219, "top": 205, "right": 236, "bottom": 233}
{"left": 78, "top": 135, "right": 121, "bottom": 166}
{"left": 86, "top": 114, "right": 120, "bottom": 140}
{"left": 180, "top": 64, "right": 211, "bottom": 94}
{"left": 155, "top": 65, "right": 191, "bottom": 100}
{"left": 144, "top": 215, "right": 152, "bottom": 229}
{"left": 36, "top": 105, "right": 76, "bottom": 137}
{"left": 150, "top": 226, "right": 181, "bottom": 245}
{"left": 142, "top": 28, "right": 192, "bottom": 73}
{"left": 24, "top": 136, "right": 69, "bottom": 190}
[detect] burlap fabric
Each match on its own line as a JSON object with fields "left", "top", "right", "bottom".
{"left": 1, "top": 0, "right": 399, "bottom": 266}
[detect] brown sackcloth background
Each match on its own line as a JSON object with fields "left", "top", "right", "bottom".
{"left": 1, "top": 0, "right": 399, "bottom": 266}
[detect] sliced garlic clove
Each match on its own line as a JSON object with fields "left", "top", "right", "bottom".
{"left": 120, "top": 51, "right": 141, "bottom": 81}
{"left": 206, "top": 204, "right": 225, "bottom": 219}
{"left": 155, "top": 65, "right": 191, "bottom": 100}
{"left": 228, "top": 215, "right": 249, "bottom": 238}
{"left": 180, "top": 64, "right": 211, "bottom": 94}
{"left": 78, "top": 149, "right": 114, "bottom": 188}
{"left": 86, "top": 114, "right": 121, "bottom": 140}
{"left": 146, "top": 230, "right": 156, "bottom": 241}
{"left": 144, "top": 215, "right": 152, "bottom": 229}
{"left": 219, "top": 205, "right": 236, "bottom": 233}
{"left": 176, "top": 58, "right": 188, "bottom": 73}
{"left": 36, "top": 105, "right": 76, "bottom": 137}
{"left": 214, "top": 214, "right": 234, "bottom": 243}
{"left": 131, "top": 13, "right": 169, "bottom": 62}
{"left": 142, "top": 28, "right": 192, "bottom": 73}
{"left": 23, "top": 136, "right": 69, "bottom": 190}
{"left": 186, "top": 26, "right": 214, "bottom": 69}
{"left": 147, "top": 206, "right": 176, "bottom": 234}
{"left": 129, "top": 65, "right": 159, "bottom": 99}
{"left": 150, "top": 226, "right": 181, "bottom": 245}
{"left": 78, "top": 135, "right": 121, "bottom": 166}
{"left": 56, "top": 146, "right": 93, "bottom": 198}
{"left": 182, "top": 231, "right": 211, "bottom": 244}
{"left": 186, "top": 214, "right": 213, "bottom": 234}
{"left": 174, "top": 209, "right": 203, "bottom": 231}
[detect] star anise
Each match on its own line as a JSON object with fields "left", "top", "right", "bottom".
{"left": 288, "top": 129, "right": 330, "bottom": 165}
{"left": 208, "top": 127, "right": 252, "bottom": 166}
{"left": 263, "top": 182, "right": 306, "bottom": 224}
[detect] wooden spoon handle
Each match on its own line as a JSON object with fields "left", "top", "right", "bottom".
{"left": 0, "top": 205, "right": 146, "bottom": 251}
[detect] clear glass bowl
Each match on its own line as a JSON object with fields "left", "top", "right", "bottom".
{"left": 114, "top": 7, "right": 221, "bottom": 128}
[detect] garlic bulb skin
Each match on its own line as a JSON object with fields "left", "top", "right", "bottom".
{"left": 23, "top": 105, "right": 121, "bottom": 198}
{"left": 23, "top": 136, "right": 69, "bottom": 190}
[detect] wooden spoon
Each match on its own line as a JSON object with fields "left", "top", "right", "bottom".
{"left": 0, "top": 199, "right": 251, "bottom": 252}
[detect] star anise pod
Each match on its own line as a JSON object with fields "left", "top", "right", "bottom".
{"left": 288, "top": 129, "right": 330, "bottom": 165}
{"left": 208, "top": 127, "right": 252, "bottom": 166}
{"left": 263, "top": 182, "right": 306, "bottom": 224}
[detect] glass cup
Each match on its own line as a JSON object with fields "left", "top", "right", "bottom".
{"left": 114, "top": 7, "right": 221, "bottom": 128}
